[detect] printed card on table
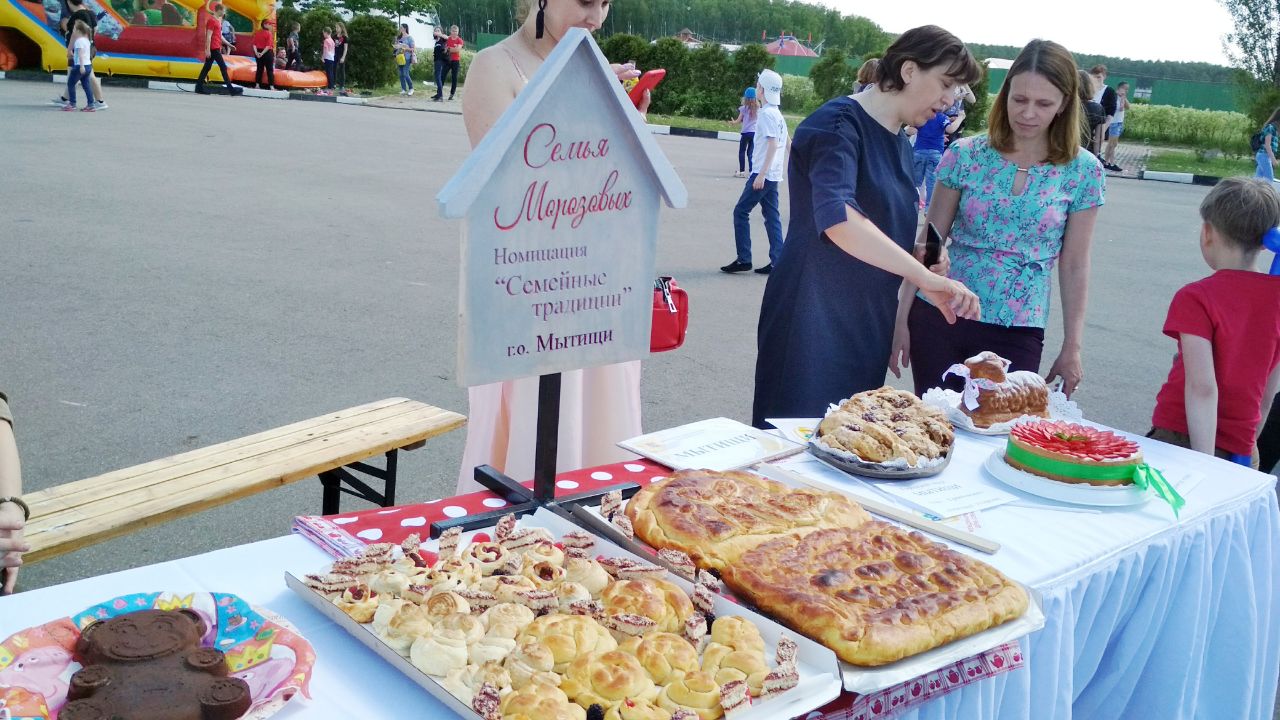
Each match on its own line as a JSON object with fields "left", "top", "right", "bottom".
{"left": 620, "top": 417, "right": 803, "bottom": 472}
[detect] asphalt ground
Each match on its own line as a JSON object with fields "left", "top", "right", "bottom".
{"left": 0, "top": 80, "right": 1222, "bottom": 592}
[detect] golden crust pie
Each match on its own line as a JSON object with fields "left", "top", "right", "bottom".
{"left": 815, "top": 386, "right": 954, "bottom": 465}
{"left": 625, "top": 469, "right": 872, "bottom": 571}
{"left": 721, "top": 524, "right": 1028, "bottom": 666}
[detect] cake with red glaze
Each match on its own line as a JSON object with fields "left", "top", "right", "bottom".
{"left": 1005, "top": 420, "right": 1143, "bottom": 486}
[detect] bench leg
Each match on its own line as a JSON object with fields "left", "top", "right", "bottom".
{"left": 319, "top": 450, "right": 400, "bottom": 515}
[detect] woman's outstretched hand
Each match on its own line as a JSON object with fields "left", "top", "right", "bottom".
{"left": 917, "top": 273, "right": 980, "bottom": 323}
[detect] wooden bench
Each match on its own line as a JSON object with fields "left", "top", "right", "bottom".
{"left": 22, "top": 398, "right": 466, "bottom": 564}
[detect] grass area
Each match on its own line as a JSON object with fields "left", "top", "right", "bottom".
{"left": 1145, "top": 148, "right": 1257, "bottom": 178}
{"left": 648, "top": 113, "right": 806, "bottom": 135}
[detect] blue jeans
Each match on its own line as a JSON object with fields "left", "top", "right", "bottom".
{"left": 67, "top": 64, "right": 92, "bottom": 106}
{"left": 433, "top": 58, "right": 445, "bottom": 97}
{"left": 733, "top": 175, "right": 783, "bottom": 266}
{"left": 913, "top": 149, "right": 943, "bottom": 207}
{"left": 399, "top": 61, "right": 412, "bottom": 92}
{"left": 1257, "top": 150, "right": 1274, "bottom": 182}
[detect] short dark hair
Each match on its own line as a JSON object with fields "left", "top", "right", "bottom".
{"left": 875, "top": 25, "right": 981, "bottom": 93}
{"left": 1200, "top": 177, "right": 1280, "bottom": 253}
{"left": 1090, "top": 64, "right": 1107, "bottom": 75}
{"left": 1117, "top": 81, "right": 1129, "bottom": 88}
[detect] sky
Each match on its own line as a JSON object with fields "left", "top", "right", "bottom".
{"left": 824, "top": 0, "right": 1236, "bottom": 66}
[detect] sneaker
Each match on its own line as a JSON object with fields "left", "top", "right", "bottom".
{"left": 408, "top": 88, "right": 414, "bottom": 96}
{"left": 754, "top": 264, "right": 773, "bottom": 274}
{"left": 431, "top": 95, "right": 442, "bottom": 101}
{"left": 400, "top": 90, "right": 407, "bottom": 95}
{"left": 733, "top": 170, "right": 745, "bottom": 178}
{"left": 80, "top": 105, "right": 95, "bottom": 112}
{"left": 61, "top": 104, "right": 75, "bottom": 111}
{"left": 720, "top": 260, "right": 752, "bottom": 273}
{"left": 194, "top": 86, "right": 210, "bottom": 94}
{"left": 448, "top": 94, "right": 454, "bottom": 101}
{"left": 1108, "top": 162, "right": 1124, "bottom": 172}
{"left": 92, "top": 101, "right": 108, "bottom": 110}
{"left": 51, "top": 96, "right": 69, "bottom": 106}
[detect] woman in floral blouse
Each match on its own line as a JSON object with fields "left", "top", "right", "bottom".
{"left": 890, "top": 39, "right": 1104, "bottom": 398}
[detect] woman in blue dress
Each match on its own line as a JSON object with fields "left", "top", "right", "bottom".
{"left": 752, "top": 25, "right": 983, "bottom": 427}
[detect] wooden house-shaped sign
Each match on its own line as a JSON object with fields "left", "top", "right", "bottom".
{"left": 438, "top": 28, "right": 687, "bottom": 388}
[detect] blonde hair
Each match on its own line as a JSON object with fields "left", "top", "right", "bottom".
{"left": 742, "top": 95, "right": 758, "bottom": 120}
{"left": 1201, "top": 177, "right": 1280, "bottom": 253}
{"left": 856, "top": 58, "right": 879, "bottom": 85}
{"left": 988, "top": 39, "right": 1082, "bottom": 166}
{"left": 334, "top": 22, "right": 345, "bottom": 37}
{"left": 72, "top": 18, "right": 91, "bottom": 35}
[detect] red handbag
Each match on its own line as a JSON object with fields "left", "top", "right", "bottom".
{"left": 650, "top": 277, "right": 689, "bottom": 352}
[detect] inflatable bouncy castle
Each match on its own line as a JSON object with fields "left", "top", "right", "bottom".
{"left": 0, "top": 0, "right": 326, "bottom": 87}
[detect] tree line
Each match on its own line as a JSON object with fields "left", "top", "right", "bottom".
{"left": 965, "top": 43, "right": 1234, "bottom": 84}
{"left": 430, "top": 0, "right": 891, "bottom": 57}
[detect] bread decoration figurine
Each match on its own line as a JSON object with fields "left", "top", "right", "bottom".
{"left": 943, "top": 351, "right": 1050, "bottom": 427}
{"left": 64, "top": 609, "right": 252, "bottom": 720}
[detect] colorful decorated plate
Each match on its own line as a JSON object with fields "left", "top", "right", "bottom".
{"left": 0, "top": 591, "right": 314, "bottom": 719}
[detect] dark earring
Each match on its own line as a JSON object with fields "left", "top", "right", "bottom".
{"left": 535, "top": 0, "right": 547, "bottom": 39}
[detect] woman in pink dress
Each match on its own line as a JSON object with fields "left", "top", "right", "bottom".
{"left": 457, "top": 0, "right": 649, "bottom": 492}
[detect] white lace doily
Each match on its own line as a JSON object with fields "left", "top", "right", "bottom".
{"left": 809, "top": 435, "right": 949, "bottom": 471}
{"left": 921, "top": 387, "right": 1082, "bottom": 436}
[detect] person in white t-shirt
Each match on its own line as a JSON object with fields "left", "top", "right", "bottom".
{"left": 1104, "top": 81, "right": 1130, "bottom": 171}
{"left": 722, "top": 68, "right": 789, "bottom": 275}
{"left": 63, "top": 20, "right": 95, "bottom": 111}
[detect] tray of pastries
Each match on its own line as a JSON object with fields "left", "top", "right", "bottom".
{"left": 921, "top": 351, "right": 1081, "bottom": 435}
{"left": 809, "top": 387, "right": 955, "bottom": 479}
{"left": 625, "top": 469, "right": 1043, "bottom": 693}
{"left": 287, "top": 507, "right": 842, "bottom": 720}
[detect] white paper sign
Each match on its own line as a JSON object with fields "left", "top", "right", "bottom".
{"left": 438, "top": 29, "right": 686, "bottom": 386}
{"left": 620, "top": 417, "right": 803, "bottom": 472}
{"left": 774, "top": 452, "right": 1014, "bottom": 521}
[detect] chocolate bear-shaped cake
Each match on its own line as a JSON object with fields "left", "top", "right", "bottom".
{"left": 60, "top": 608, "right": 252, "bottom": 720}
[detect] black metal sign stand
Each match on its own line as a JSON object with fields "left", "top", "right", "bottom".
{"left": 430, "top": 372, "right": 639, "bottom": 538}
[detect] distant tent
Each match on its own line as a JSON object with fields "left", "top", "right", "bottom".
{"left": 764, "top": 35, "right": 817, "bottom": 57}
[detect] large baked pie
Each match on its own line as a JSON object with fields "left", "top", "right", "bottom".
{"left": 625, "top": 469, "right": 872, "bottom": 571}
{"left": 815, "top": 386, "right": 954, "bottom": 466}
{"left": 720, "top": 524, "right": 1028, "bottom": 666}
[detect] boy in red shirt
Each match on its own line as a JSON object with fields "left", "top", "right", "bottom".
{"left": 443, "top": 24, "right": 463, "bottom": 101}
{"left": 194, "top": 3, "right": 238, "bottom": 95}
{"left": 1149, "top": 177, "right": 1280, "bottom": 468}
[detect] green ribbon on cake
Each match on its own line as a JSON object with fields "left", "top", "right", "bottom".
{"left": 1004, "top": 444, "right": 1185, "bottom": 517}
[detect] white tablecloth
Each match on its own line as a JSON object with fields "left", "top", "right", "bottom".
{"left": 786, "top": 431, "right": 1280, "bottom": 720}
{"left": 1, "top": 432, "right": 1276, "bottom": 719}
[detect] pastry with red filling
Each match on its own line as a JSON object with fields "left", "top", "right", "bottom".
{"left": 1005, "top": 420, "right": 1143, "bottom": 486}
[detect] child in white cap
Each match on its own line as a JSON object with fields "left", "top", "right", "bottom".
{"left": 722, "top": 68, "right": 788, "bottom": 275}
